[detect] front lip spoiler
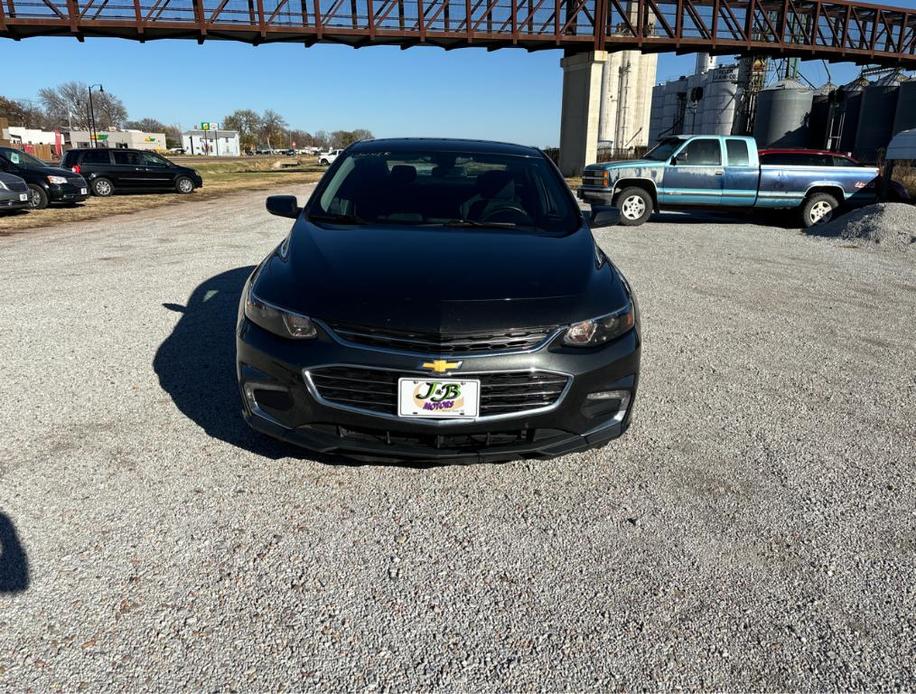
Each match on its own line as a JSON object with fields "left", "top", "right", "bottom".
{"left": 243, "top": 407, "right": 627, "bottom": 464}
{"left": 301, "top": 363, "right": 574, "bottom": 427}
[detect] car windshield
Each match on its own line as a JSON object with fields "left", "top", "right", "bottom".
{"left": 643, "top": 137, "right": 685, "bottom": 161}
{"left": 310, "top": 149, "right": 580, "bottom": 234}
{"left": 1, "top": 148, "right": 47, "bottom": 168}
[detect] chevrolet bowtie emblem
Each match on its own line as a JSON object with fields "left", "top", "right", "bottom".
{"left": 421, "top": 359, "right": 462, "bottom": 374}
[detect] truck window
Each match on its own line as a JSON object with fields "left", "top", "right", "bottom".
{"left": 725, "top": 139, "right": 750, "bottom": 166}
{"left": 832, "top": 155, "right": 859, "bottom": 167}
{"left": 677, "top": 139, "right": 721, "bottom": 166}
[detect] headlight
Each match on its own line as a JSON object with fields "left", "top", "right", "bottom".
{"left": 563, "top": 303, "right": 635, "bottom": 347}
{"left": 244, "top": 286, "right": 317, "bottom": 339}
{"left": 47, "top": 175, "right": 68, "bottom": 184}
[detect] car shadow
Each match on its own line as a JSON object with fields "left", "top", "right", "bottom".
{"left": 0, "top": 513, "right": 29, "bottom": 594}
{"left": 153, "top": 267, "right": 514, "bottom": 469}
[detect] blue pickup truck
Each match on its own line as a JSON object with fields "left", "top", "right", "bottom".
{"left": 577, "top": 135, "right": 880, "bottom": 228}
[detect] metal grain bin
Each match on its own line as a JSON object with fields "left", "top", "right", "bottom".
{"left": 892, "top": 80, "right": 916, "bottom": 136}
{"left": 701, "top": 65, "right": 739, "bottom": 136}
{"left": 854, "top": 82, "right": 900, "bottom": 162}
{"left": 753, "top": 79, "right": 814, "bottom": 147}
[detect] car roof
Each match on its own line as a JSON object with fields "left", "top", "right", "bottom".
{"left": 349, "top": 138, "right": 543, "bottom": 157}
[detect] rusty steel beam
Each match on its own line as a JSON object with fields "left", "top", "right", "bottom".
{"left": 1, "top": 0, "right": 915, "bottom": 66}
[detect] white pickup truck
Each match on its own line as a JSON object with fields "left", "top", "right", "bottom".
{"left": 318, "top": 149, "right": 342, "bottom": 166}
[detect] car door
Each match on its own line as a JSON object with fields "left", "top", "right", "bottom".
{"left": 720, "top": 138, "right": 758, "bottom": 206}
{"left": 659, "top": 137, "right": 725, "bottom": 206}
{"left": 110, "top": 150, "right": 146, "bottom": 188}
{"left": 138, "top": 152, "right": 177, "bottom": 189}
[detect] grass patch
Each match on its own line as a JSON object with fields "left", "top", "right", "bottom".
{"left": 0, "top": 156, "right": 325, "bottom": 234}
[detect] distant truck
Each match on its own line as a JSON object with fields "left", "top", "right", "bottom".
{"left": 577, "top": 135, "right": 880, "bottom": 228}
{"left": 318, "top": 149, "right": 341, "bottom": 166}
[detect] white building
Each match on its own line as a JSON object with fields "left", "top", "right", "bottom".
{"left": 182, "top": 129, "right": 240, "bottom": 156}
{"left": 8, "top": 126, "right": 58, "bottom": 146}
{"left": 67, "top": 129, "right": 166, "bottom": 150}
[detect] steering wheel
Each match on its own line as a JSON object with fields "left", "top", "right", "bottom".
{"left": 479, "top": 204, "right": 530, "bottom": 225}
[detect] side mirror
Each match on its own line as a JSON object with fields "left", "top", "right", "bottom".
{"left": 266, "top": 195, "right": 300, "bottom": 219}
{"left": 589, "top": 206, "right": 620, "bottom": 228}
{"left": 669, "top": 156, "right": 678, "bottom": 166}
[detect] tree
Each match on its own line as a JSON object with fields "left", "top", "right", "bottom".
{"left": 0, "top": 96, "right": 46, "bottom": 128}
{"left": 38, "top": 82, "right": 127, "bottom": 130}
{"left": 288, "top": 129, "right": 314, "bottom": 148}
{"left": 312, "top": 130, "right": 331, "bottom": 149}
{"left": 223, "top": 109, "right": 261, "bottom": 152}
{"left": 330, "top": 129, "right": 374, "bottom": 148}
{"left": 124, "top": 118, "right": 182, "bottom": 148}
{"left": 259, "top": 109, "right": 288, "bottom": 151}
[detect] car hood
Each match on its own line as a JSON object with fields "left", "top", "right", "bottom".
{"left": 27, "top": 164, "right": 79, "bottom": 178}
{"left": 253, "top": 222, "right": 629, "bottom": 332}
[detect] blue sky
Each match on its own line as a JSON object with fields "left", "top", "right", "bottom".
{"left": 0, "top": 37, "right": 892, "bottom": 146}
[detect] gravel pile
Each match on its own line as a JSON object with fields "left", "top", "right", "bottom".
{"left": 811, "top": 203, "right": 916, "bottom": 254}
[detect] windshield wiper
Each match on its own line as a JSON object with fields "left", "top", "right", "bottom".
{"left": 441, "top": 219, "right": 519, "bottom": 229}
{"left": 308, "top": 212, "right": 367, "bottom": 225}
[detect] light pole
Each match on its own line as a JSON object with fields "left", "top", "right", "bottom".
{"left": 87, "top": 84, "right": 104, "bottom": 148}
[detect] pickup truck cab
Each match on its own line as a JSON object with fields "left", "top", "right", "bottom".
{"left": 578, "top": 135, "right": 879, "bottom": 228}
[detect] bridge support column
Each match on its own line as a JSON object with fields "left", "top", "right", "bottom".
{"left": 558, "top": 51, "right": 608, "bottom": 178}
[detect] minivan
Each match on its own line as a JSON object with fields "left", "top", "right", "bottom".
{"left": 61, "top": 148, "right": 203, "bottom": 197}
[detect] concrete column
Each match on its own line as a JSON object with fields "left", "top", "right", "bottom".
{"left": 558, "top": 51, "right": 607, "bottom": 177}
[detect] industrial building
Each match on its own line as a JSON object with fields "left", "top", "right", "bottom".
{"left": 647, "top": 56, "right": 914, "bottom": 165}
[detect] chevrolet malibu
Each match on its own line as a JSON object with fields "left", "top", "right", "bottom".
{"left": 237, "top": 138, "right": 641, "bottom": 463}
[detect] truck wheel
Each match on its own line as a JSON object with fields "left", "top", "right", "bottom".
{"left": 801, "top": 193, "right": 838, "bottom": 228}
{"left": 615, "top": 187, "right": 652, "bottom": 226}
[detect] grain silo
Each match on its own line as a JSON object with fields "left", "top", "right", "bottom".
{"left": 647, "top": 83, "right": 667, "bottom": 143}
{"left": 753, "top": 79, "right": 814, "bottom": 147}
{"left": 892, "top": 79, "right": 916, "bottom": 136}
{"left": 853, "top": 74, "right": 901, "bottom": 162}
{"left": 700, "top": 64, "right": 739, "bottom": 136}
{"left": 661, "top": 77, "right": 688, "bottom": 136}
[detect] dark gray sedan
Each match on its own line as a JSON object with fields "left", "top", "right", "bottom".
{"left": 0, "top": 171, "right": 30, "bottom": 212}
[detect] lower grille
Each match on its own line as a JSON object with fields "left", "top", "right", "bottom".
{"left": 306, "top": 423, "right": 570, "bottom": 452}
{"left": 325, "top": 322, "right": 554, "bottom": 355}
{"left": 307, "top": 366, "right": 570, "bottom": 418}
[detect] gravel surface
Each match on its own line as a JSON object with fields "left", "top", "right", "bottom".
{"left": 808, "top": 203, "right": 916, "bottom": 255}
{"left": 1, "top": 196, "right": 915, "bottom": 690}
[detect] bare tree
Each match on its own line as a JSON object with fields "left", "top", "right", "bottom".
{"left": 223, "top": 109, "right": 262, "bottom": 152}
{"left": 330, "top": 129, "right": 374, "bottom": 148}
{"left": 259, "top": 109, "right": 288, "bottom": 151}
{"left": 38, "top": 82, "right": 127, "bottom": 130}
{"left": 124, "top": 118, "right": 182, "bottom": 148}
{"left": 0, "top": 96, "right": 46, "bottom": 128}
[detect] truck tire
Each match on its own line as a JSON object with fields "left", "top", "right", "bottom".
{"left": 615, "top": 187, "right": 653, "bottom": 226}
{"left": 801, "top": 192, "right": 838, "bottom": 228}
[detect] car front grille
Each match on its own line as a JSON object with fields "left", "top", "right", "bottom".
{"left": 324, "top": 322, "right": 555, "bottom": 355}
{"left": 5, "top": 179, "right": 28, "bottom": 193}
{"left": 582, "top": 170, "right": 607, "bottom": 187}
{"left": 307, "top": 366, "right": 570, "bottom": 418}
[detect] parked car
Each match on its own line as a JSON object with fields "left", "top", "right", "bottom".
{"left": 61, "top": 148, "right": 203, "bottom": 197}
{"left": 0, "top": 147, "right": 88, "bottom": 209}
{"left": 0, "top": 171, "right": 31, "bottom": 212}
{"left": 237, "top": 138, "right": 639, "bottom": 463}
{"left": 318, "top": 149, "right": 341, "bottom": 166}
{"left": 578, "top": 135, "right": 880, "bottom": 227}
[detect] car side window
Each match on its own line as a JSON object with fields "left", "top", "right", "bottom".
{"left": 725, "top": 139, "right": 750, "bottom": 166}
{"left": 82, "top": 150, "right": 111, "bottom": 164}
{"left": 113, "top": 151, "right": 142, "bottom": 166}
{"left": 142, "top": 153, "right": 168, "bottom": 167}
{"left": 833, "top": 155, "right": 857, "bottom": 167}
{"left": 677, "top": 139, "right": 722, "bottom": 166}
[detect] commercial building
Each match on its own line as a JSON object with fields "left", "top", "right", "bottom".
{"left": 67, "top": 129, "right": 166, "bottom": 150}
{"left": 181, "top": 129, "right": 240, "bottom": 156}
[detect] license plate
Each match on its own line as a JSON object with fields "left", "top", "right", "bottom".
{"left": 19, "top": 193, "right": 28, "bottom": 201}
{"left": 80, "top": 187, "right": 87, "bottom": 195}
{"left": 398, "top": 378, "right": 480, "bottom": 418}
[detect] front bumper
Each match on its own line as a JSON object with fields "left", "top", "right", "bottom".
{"left": 48, "top": 182, "right": 89, "bottom": 204}
{"left": 237, "top": 317, "right": 640, "bottom": 464}
{"left": 577, "top": 187, "right": 615, "bottom": 206}
{"left": 0, "top": 192, "right": 29, "bottom": 210}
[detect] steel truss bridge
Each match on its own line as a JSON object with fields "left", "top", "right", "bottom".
{"left": 1, "top": 0, "right": 914, "bottom": 68}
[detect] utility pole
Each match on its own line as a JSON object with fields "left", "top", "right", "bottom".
{"left": 88, "top": 84, "right": 104, "bottom": 148}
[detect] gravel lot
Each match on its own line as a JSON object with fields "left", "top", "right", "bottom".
{"left": 1, "top": 192, "right": 914, "bottom": 690}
